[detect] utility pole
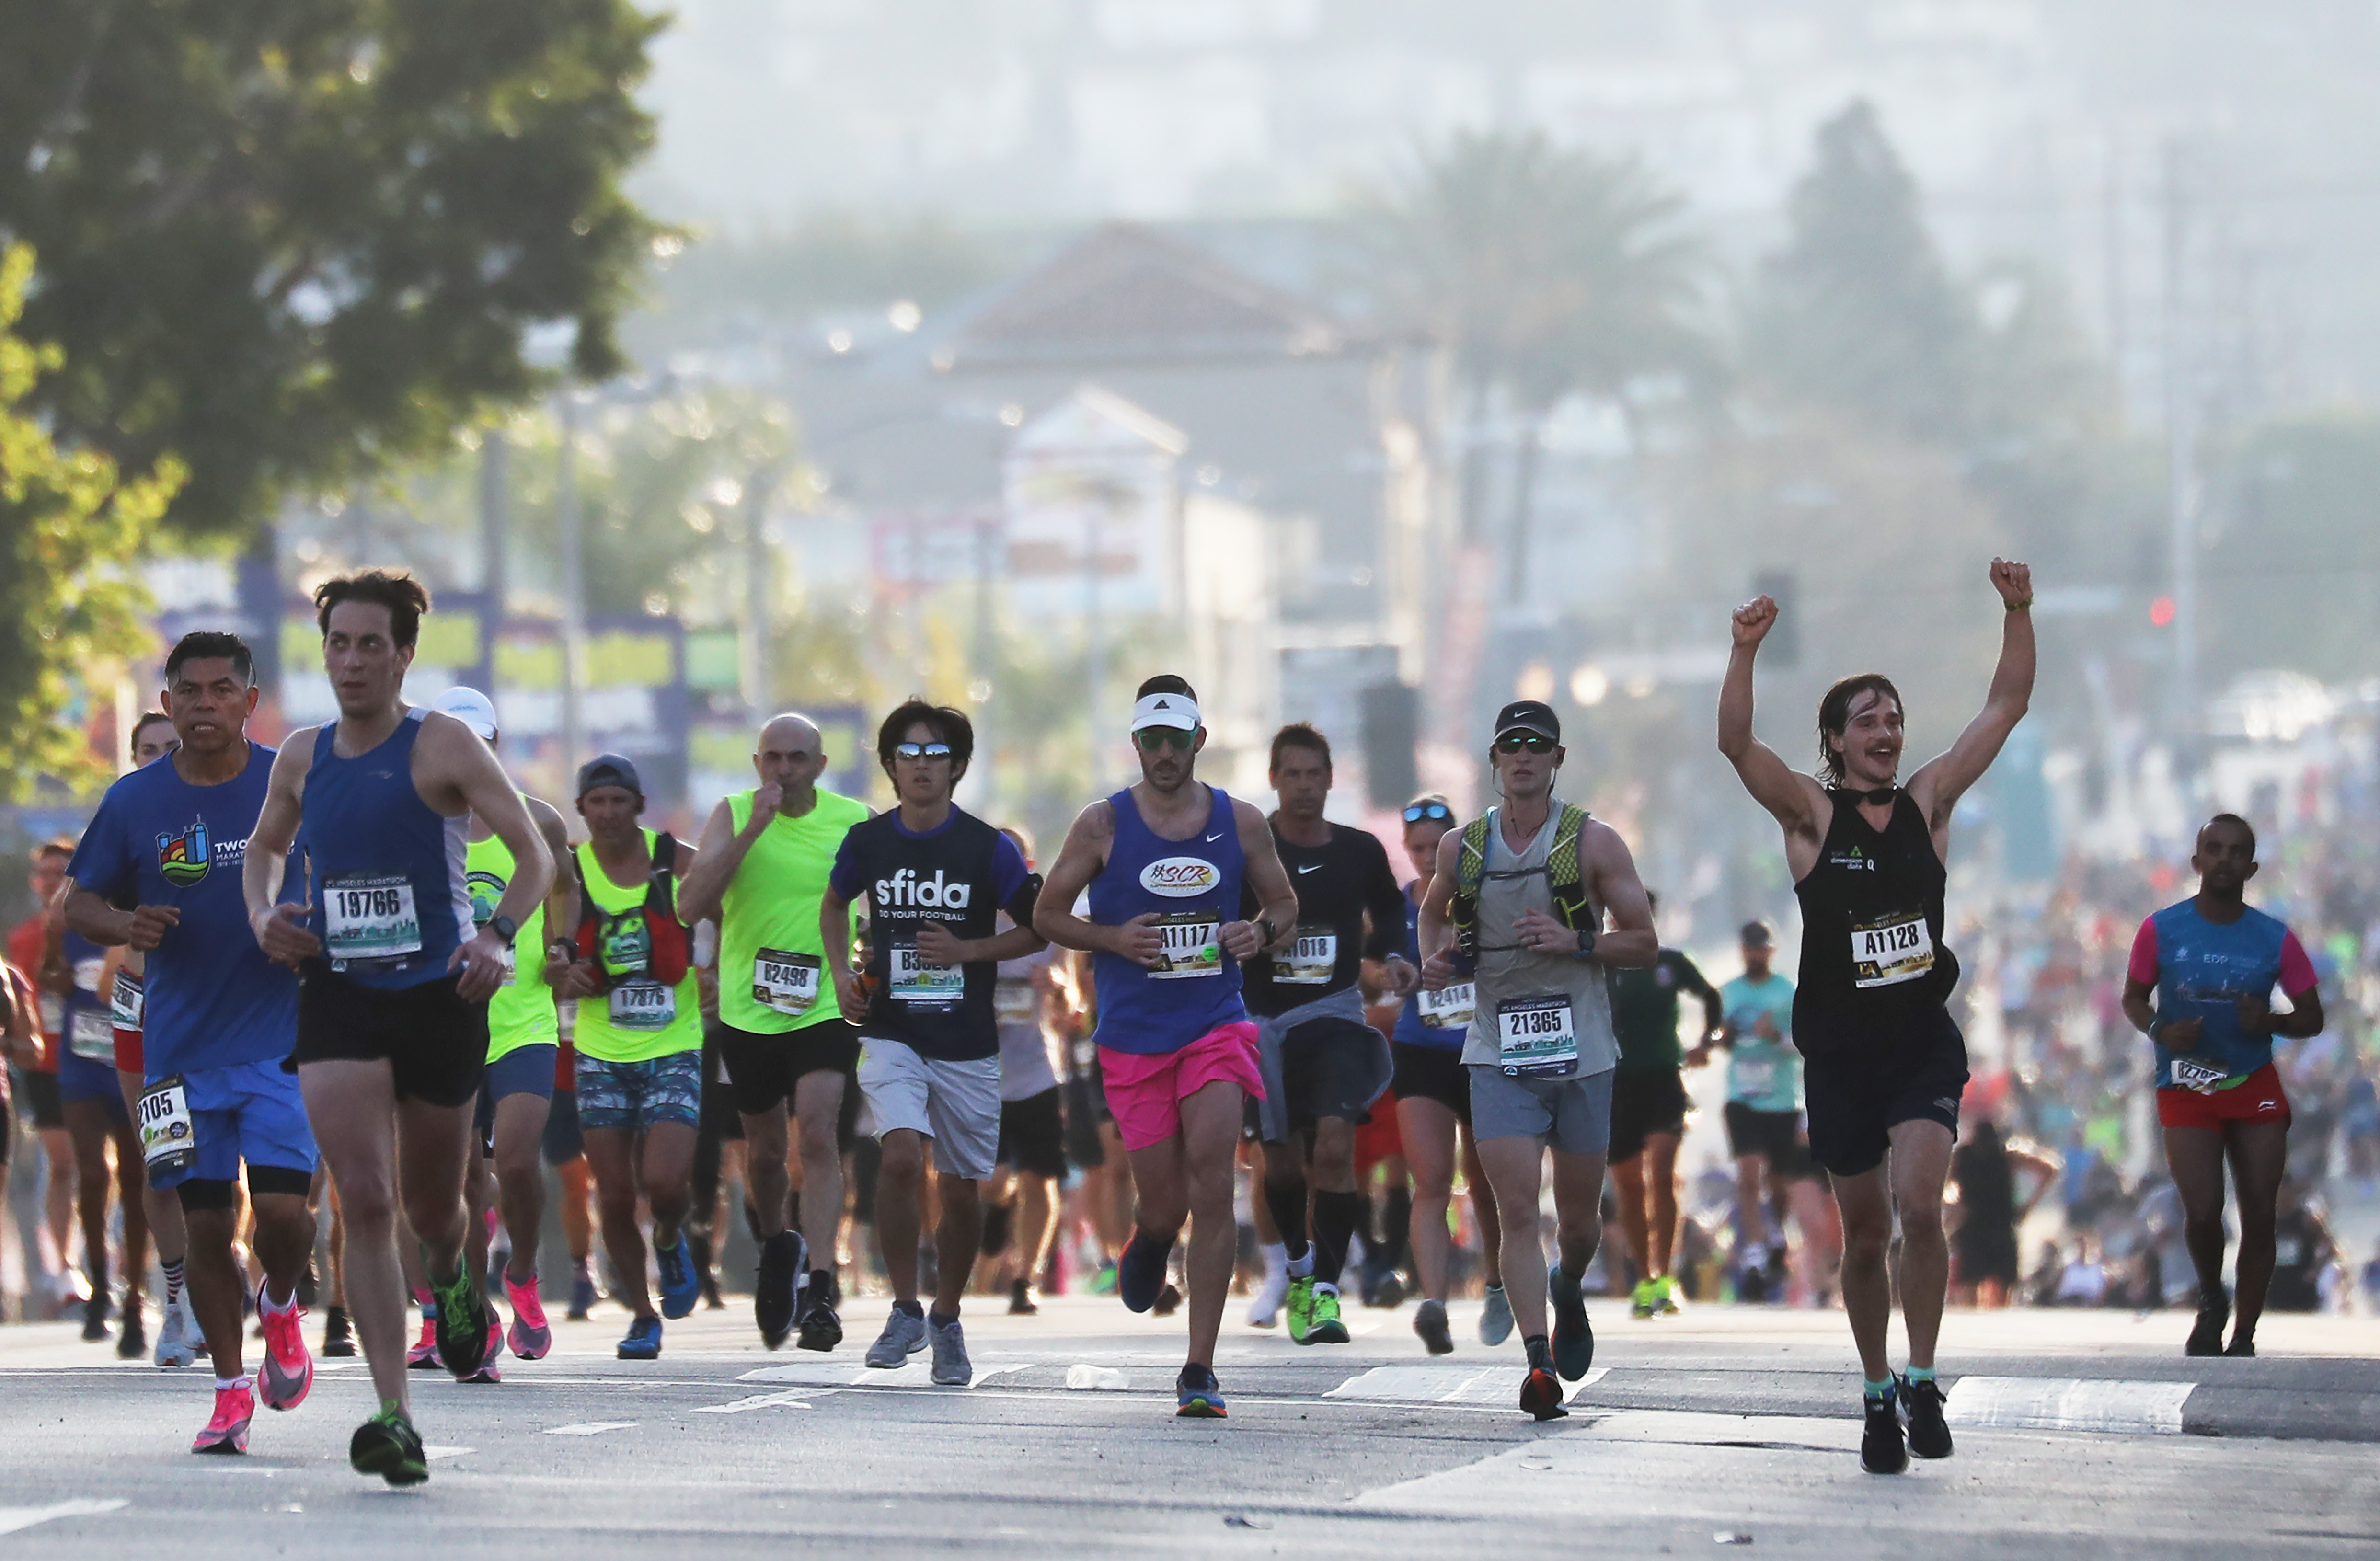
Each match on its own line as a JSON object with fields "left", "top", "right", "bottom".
{"left": 2161, "top": 138, "right": 2200, "bottom": 735}
{"left": 557, "top": 392, "right": 586, "bottom": 773}
{"left": 478, "top": 429, "right": 509, "bottom": 698}
{"left": 743, "top": 476, "right": 772, "bottom": 725}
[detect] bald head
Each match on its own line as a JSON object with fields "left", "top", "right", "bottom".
{"left": 759, "top": 712, "right": 821, "bottom": 758}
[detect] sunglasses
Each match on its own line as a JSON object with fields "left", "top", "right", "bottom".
{"left": 1403, "top": 801, "right": 1453, "bottom": 823}
{"left": 1134, "top": 726, "right": 1196, "bottom": 752}
{"left": 893, "top": 742, "right": 953, "bottom": 761}
{"left": 1493, "top": 732, "right": 1556, "bottom": 755}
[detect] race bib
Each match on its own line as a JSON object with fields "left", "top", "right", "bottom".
{"left": 137, "top": 1076, "right": 197, "bottom": 1175}
{"left": 1269, "top": 928, "right": 1337, "bottom": 986}
{"left": 2169, "top": 1056, "right": 2231, "bottom": 1095}
{"left": 1733, "top": 1057, "right": 1778, "bottom": 1098}
{"left": 994, "top": 981, "right": 1038, "bottom": 1025}
{"left": 1496, "top": 994, "right": 1578, "bottom": 1078}
{"left": 324, "top": 873, "right": 422, "bottom": 963}
{"left": 38, "top": 992, "right": 62, "bottom": 1035}
{"left": 69, "top": 1008, "right": 116, "bottom": 1062}
{"left": 608, "top": 978, "right": 677, "bottom": 1032}
{"left": 1850, "top": 911, "right": 1933, "bottom": 990}
{"left": 890, "top": 940, "right": 964, "bottom": 1007}
{"left": 1149, "top": 909, "right": 1222, "bottom": 979}
{"left": 110, "top": 971, "right": 144, "bottom": 1030}
{"left": 753, "top": 948, "right": 820, "bottom": 1015}
{"left": 1417, "top": 981, "right": 1476, "bottom": 1030}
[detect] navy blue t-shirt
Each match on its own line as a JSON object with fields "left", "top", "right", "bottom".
{"left": 829, "top": 806, "right": 1034, "bottom": 1061}
{"left": 67, "top": 743, "right": 301, "bottom": 1078}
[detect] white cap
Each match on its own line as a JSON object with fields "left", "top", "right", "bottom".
{"left": 1129, "top": 692, "right": 1200, "bottom": 733}
{"left": 430, "top": 685, "right": 499, "bottom": 740}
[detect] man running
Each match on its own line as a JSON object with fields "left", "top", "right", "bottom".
{"left": 824, "top": 700, "right": 1044, "bottom": 1384}
{"left": 1717, "top": 558, "right": 2034, "bottom": 1473}
{"left": 989, "top": 827, "right": 1067, "bottom": 1315}
{"left": 1605, "top": 892, "right": 1722, "bottom": 1318}
{"left": 1036, "top": 677, "right": 1299, "bottom": 1417}
{"left": 1386, "top": 794, "right": 1506, "bottom": 1353}
{"left": 57, "top": 920, "right": 149, "bottom": 1349}
{"left": 244, "top": 572, "right": 554, "bottom": 1486}
{"left": 62, "top": 631, "right": 321, "bottom": 1455}
{"left": 430, "top": 687, "right": 574, "bottom": 1367}
{"left": 1418, "top": 700, "right": 1656, "bottom": 1420}
{"left": 554, "top": 753, "right": 704, "bottom": 1359}
{"left": 8, "top": 839, "right": 78, "bottom": 1314}
{"left": 1700, "top": 920, "right": 1811, "bottom": 1301}
{"left": 2121, "top": 814, "right": 2323, "bottom": 1358}
{"left": 678, "top": 714, "right": 870, "bottom": 1350}
{"left": 1243, "top": 723, "right": 1409, "bottom": 1348}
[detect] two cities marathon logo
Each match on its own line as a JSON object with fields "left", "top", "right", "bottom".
{"left": 157, "top": 819, "right": 211, "bottom": 886}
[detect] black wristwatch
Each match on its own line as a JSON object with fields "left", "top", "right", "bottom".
{"left": 1253, "top": 916, "right": 1278, "bottom": 948}
{"left": 487, "top": 913, "right": 519, "bottom": 949}
{"left": 1572, "top": 925, "right": 1598, "bottom": 961}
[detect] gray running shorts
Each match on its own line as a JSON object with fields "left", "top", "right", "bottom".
{"left": 1465, "top": 1063, "right": 1615, "bottom": 1157}
{"left": 856, "top": 1036, "right": 1000, "bottom": 1182}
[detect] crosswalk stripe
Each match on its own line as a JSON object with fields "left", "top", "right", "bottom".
{"left": 1943, "top": 1377, "right": 2196, "bottom": 1435}
{"left": 1326, "top": 1364, "right": 1611, "bottom": 1405}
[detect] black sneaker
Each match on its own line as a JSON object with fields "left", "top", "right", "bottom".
{"left": 755, "top": 1229, "right": 806, "bottom": 1350}
{"left": 2185, "top": 1288, "right": 2230, "bottom": 1357}
{"left": 1862, "top": 1386, "right": 1909, "bottom": 1474}
{"left": 322, "top": 1306, "right": 358, "bottom": 1358}
{"left": 116, "top": 1307, "right": 147, "bottom": 1360}
{"left": 2223, "top": 1332, "right": 2255, "bottom": 1358}
{"left": 795, "top": 1295, "right": 843, "bottom": 1353}
{"left": 350, "top": 1406, "right": 428, "bottom": 1487}
{"left": 1008, "top": 1278, "right": 1038, "bottom": 1316}
{"left": 1414, "top": 1298, "right": 1455, "bottom": 1356}
{"left": 82, "top": 1295, "right": 113, "bottom": 1342}
{"left": 429, "top": 1262, "right": 487, "bottom": 1378}
{"left": 1899, "top": 1374, "right": 1953, "bottom": 1459}
{"left": 1116, "top": 1228, "right": 1171, "bottom": 1314}
{"left": 1548, "top": 1264, "right": 1594, "bottom": 1381}
{"left": 1520, "top": 1336, "right": 1567, "bottom": 1421}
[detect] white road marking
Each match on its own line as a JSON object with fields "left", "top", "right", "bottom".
{"left": 0, "top": 1500, "right": 128, "bottom": 1536}
{"left": 741, "top": 1360, "right": 1028, "bottom": 1389}
{"left": 1326, "top": 1364, "right": 1609, "bottom": 1405}
{"left": 423, "top": 1446, "right": 473, "bottom": 1461}
{"left": 1943, "top": 1377, "right": 2195, "bottom": 1435}
{"left": 545, "top": 1421, "right": 639, "bottom": 1436}
{"left": 694, "top": 1390, "right": 823, "bottom": 1414}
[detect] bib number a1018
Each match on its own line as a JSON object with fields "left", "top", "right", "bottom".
{"left": 1269, "top": 928, "right": 1336, "bottom": 985}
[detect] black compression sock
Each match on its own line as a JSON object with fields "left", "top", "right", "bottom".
{"left": 1264, "top": 1174, "right": 1311, "bottom": 1262}
{"left": 1524, "top": 1334, "right": 1553, "bottom": 1371}
{"left": 810, "top": 1269, "right": 837, "bottom": 1307}
{"left": 980, "top": 1203, "right": 1012, "bottom": 1258}
{"left": 1312, "top": 1189, "right": 1362, "bottom": 1286}
{"left": 1380, "top": 1186, "right": 1411, "bottom": 1267}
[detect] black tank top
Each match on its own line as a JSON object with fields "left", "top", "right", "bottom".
{"left": 1792, "top": 789, "right": 1959, "bottom": 1049}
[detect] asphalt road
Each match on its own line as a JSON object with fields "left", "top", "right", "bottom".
{"left": 3, "top": 1295, "right": 2376, "bottom": 1557}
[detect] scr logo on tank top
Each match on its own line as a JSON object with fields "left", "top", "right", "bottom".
{"left": 1140, "top": 856, "right": 1221, "bottom": 897}
{"left": 874, "top": 868, "right": 973, "bottom": 910}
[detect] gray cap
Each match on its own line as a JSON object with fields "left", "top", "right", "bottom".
{"left": 575, "top": 752, "right": 644, "bottom": 799}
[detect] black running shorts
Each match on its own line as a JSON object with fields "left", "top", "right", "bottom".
{"left": 291, "top": 965, "right": 487, "bottom": 1109}
{"left": 1798, "top": 1004, "right": 1968, "bottom": 1178}
{"left": 1606, "top": 1067, "right": 1690, "bottom": 1163}
{"left": 713, "top": 1018, "right": 860, "bottom": 1117}
{"left": 1390, "top": 1042, "right": 1471, "bottom": 1125}
{"left": 997, "top": 1085, "right": 1069, "bottom": 1180}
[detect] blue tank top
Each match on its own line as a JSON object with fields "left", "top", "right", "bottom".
{"left": 61, "top": 930, "right": 115, "bottom": 1064}
{"left": 1391, "top": 884, "right": 1474, "bottom": 1052}
{"left": 1089, "top": 785, "right": 1248, "bottom": 1056}
{"left": 2144, "top": 899, "right": 2302, "bottom": 1090}
{"left": 298, "top": 709, "right": 474, "bottom": 990}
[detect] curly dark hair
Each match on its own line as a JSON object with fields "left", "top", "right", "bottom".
{"left": 1816, "top": 673, "right": 1903, "bottom": 785}
{"left": 314, "top": 569, "right": 432, "bottom": 649}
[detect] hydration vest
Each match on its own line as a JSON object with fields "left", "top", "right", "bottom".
{"left": 571, "top": 831, "right": 691, "bottom": 992}
{"left": 1449, "top": 804, "right": 1594, "bottom": 959}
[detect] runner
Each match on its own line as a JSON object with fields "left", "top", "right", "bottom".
{"left": 242, "top": 573, "right": 554, "bottom": 1485}
{"left": 7, "top": 839, "right": 79, "bottom": 1315}
{"left": 1242, "top": 724, "right": 1409, "bottom": 1348}
{"left": 1700, "top": 921, "right": 1810, "bottom": 1302}
{"left": 1417, "top": 699, "right": 1657, "bottom": 1420}
{"left": 2120, "top": 813, "right": 2323, "bottom": 1358}
{"left": 61, "top": 631, "right": 321, "bottom": 1455}
{"left": 57, "top": 922, "right": 149, "bottom": 1348}
{"left": 1604, "top": 892, "right": 1722, "bottom": 1318}
{"left": 989, "top": 827, "right": 1067, "bottom": 1315}
{"left": 678, "top": 714, "right": 869, "bottom": 1351}
{"left": 1035, "top": 677, "right": 1299, "bottom": 1417}
{"left": 1717, "top": 558, "right": 2035, "bottom": 1472}
{"left": 553, "top": 752, "right": 704, "bottom": 1359}
{"left": 430, "top": 687, "right": 574, "bottom": 1367}
{"left": 823, "top": 700, "right": 1044, "bottom": 1383}
{"left": 1386, "top": 794, "right": 1506, "bottom": 1353}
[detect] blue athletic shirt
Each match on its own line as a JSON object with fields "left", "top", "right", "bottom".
{"left": 1391, "top": 886, "right": 1471, "bottom": 1052}
{"left": 1088, "top": 786, "right": 1248, "bottom": 1056}
{"left": 65, "top": 741, "right": 301, "bottom": 1077}
{"left": 2129, "top": 899, "right": 2318, "bottom": 1091}
{"left": 297, "top": 710, "right": 474, "bottom": 990}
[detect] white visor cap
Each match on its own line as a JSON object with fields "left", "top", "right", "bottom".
{"left": 1129, "top": 692, "right": 1201, "bottom": 733}
{"left": 431, "top": 685, "right": 499, "bottom": 740}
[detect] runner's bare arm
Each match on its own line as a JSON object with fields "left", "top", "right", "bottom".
{"left": 422, "top": 713, "right": 552, "bottom": 999}
{"left": 673, "top": 799, "right": 746, "bottom": 926}
{"left": 528, "top": 797, "right": 578, "bottom": 968}
{"left": 245, "top": 732, "right": 320, "bottom": 966}
{"left": 62, "top": 884, "right": 179, "bottom": 951}
{"left": 1034, "top": 800, "right": 1128, "bottom": 955}
{"left": 1228, "top": 797, "right": 1299, "bottom": 960}
{"left": 1718, "top": 595, "right": 1828, "bottom": 844}
{"left": 1909, "top": 559, "right": 2035, "bottom": 835}
{"left": 1581, "top": 822, "right": 1657, "bottom": 968}
{"left": 819, "top": 885, "right": 865, "bottom": 1022}
{"left": 1415, "top": 827, "right": 1463, "bottom": 986}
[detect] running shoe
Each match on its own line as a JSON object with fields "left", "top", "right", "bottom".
{"left": 258, "top": 1294, "right": 314, "bottom": 1411}
{"left": 321, "top": 1304, "right": 356, "bottom": 1359}
{"left": 755, "top": 1229, "right": 806, "bottom": 1349}
{"left": 1116, "top": 1228, "right": 1171, "bottom": 1315}
{"left": 567, "top": 1268, "right": 597, "bottom": 1321}
{"left": 1008, "top": 1279, "right": 1038, "bottom": 1316}
{"left": 1414, "top": 1297, "right": 1455, "bottom": 1356}
{"left": 2223, "top": 1333, "right": 2256, "bottom": 1358}
{"left": 1899, "top": 1374, "right": 1952, "bottom": 1459}
{"left": 1152, "top": 1282, "right": 1182, "bottom": 1316}
{"left": 506, "top": 1273, "right": 552, "bottom": 1360}
{"left": 192, "top": 1381, "right": 254, "bottom": 1454}
{"left": 1304, "top": 1286, "right": 1351, "bottom": 1344}
{"left": 1478, "top": 1282, "right": 1514, "bottom": 1346}
{"left": 1628, "top": 1277, "right": 1659, "bottom": 1320}
{"left": 866, "top": 1306, "right": 928, "bottom": 1367}
{"left": 927, "top": 1314, "right": 972, "bottom": 1385}
{"left": 1737, "top": 1263, "right": 1770, "bottom": 1304}
{"left": 1549, "top": 1264, "right": 1595, "bottom": 1381}
{"left": 2185, "top": 1287, "right": 2230, "bottom": 1357}
{"left": 429, "top": 1262, "right": 488, "bottom": 1378}
{"left": 1246, "top": 1262, "right": 1288, "bottom": 1328}
{"left": 350, "top": 1405, "right": 428, "bottom": 1487}
{"left": 690, "top": 1230, "right": 724, "bottom": 1310}
{"left": 1519, "top": 1365, "right": 1567, "bottom": 1421}
{"left": 82, "top": 1293, "right": 113, "bottom": 1342}
{"left": 1285, "top": 1274, "right": 1316, "bottom": 1343}
{"left": 1089, "top": 1259, "right": 1119, "bottom": 1297}
{"left": 407, "top": 1312, "right": 442, "bottom": 1370}
{"left": 1862, "top": 1384, "right": 1909, "bottom": 1474}
{"left": 1175, "top": 1363, "right": 1227, "bottom": 1419}
{"left": 657, "top": 1234, "right": 701, "bottom": 1321}
{"left": 795, "top": 1295, "right": 843, "bottom": 1353}
{"left": 116, "top": 1304, "right": 147, "bottom": 1361}
{"left": 1653, "top": 1274, "right": 1683, "bottom": 1316}
{"left": 156, "top": 1297, "right": 199, "bottom": 1368}
{"left": 617, "top": 1314, "right": 662, "bottom": 1360}
{"left": 459, "top": 1306, "right": 504, "bottom": 1383}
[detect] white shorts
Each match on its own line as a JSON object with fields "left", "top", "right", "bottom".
{"left": 856, "top": 1037, "right": 1001, "bottom": 1182}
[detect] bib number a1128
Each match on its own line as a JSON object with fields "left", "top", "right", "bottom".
{"left": 1850, "top": 912, "right": 1933, "bottom": 989}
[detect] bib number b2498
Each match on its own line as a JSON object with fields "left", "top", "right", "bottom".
{"left": 753, "top": 949, "right": 820, "bottom": 1016}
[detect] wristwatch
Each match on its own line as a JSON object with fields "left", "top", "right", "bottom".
{"left": 487, "top": 913, "right": 519, "bottom": 949}
{"left": 1253, "top": 917, "right": 1279, "bottom": 948}
{"left": 1572, "top": 925, "right": 1598, "bottom": 961}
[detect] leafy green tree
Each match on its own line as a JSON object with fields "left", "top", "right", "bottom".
{"left": 0, "top": 0, "right": 666, "bottom": 536}
{"left": 0, "top": 246, "right": 184, "bottom": 801}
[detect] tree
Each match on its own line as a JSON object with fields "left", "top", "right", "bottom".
{"left": 0, "top": 245, "right": 184, "bottom": 801}
{"left": 0, "top": 0, "right": 666, "bottom": 536}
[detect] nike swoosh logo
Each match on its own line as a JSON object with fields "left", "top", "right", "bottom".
{"left": 1297, "top": 863, "right": 1322, "bottom": 873}
{"left": 1205, "top": 832, "right": 1225, "bottom": 842}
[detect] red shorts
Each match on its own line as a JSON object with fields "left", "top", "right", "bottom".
{"left": 1354, "top": 1089, "right": 1404, "bottom": 1171}
{"left": 2156, "top": 1062, "right": 2291, "bottom": 1131}
{"left": 113, "top": 1025, "right": 142, "bottom": 1077}
{"left": 1098, "top": 1022, "right": 1264, "bottom": 1153}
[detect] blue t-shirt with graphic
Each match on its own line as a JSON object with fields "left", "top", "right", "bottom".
{"left": 66, "top": 742, "right": 301, "bottom": 1078}
{"left": 2129, "top": 900, "right": 2317, "bottom": 1091}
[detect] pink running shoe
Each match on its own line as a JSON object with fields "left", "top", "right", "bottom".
{"left": 192, "top": 1382, "right": 254, "bottom": 1454}
{"left": 407, "top": 1311, "right": 442, "bottom": 1370}
{"left": 506, "top": 1272, "right": 552, "bottom": 1361}
{"left": 459, "top": 1307, "right": 504, "bottom": 1384}
{"left": 258, "top": 1295, "right": 313, "bottom": 1411}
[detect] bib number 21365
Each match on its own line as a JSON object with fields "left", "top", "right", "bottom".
{"left": 1496, "top": 995, "right": 1577, "bottom": 1078}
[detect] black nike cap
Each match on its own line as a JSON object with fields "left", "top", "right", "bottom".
{"left": 1492, "top": 700, "right": 1561, "bottom": 744}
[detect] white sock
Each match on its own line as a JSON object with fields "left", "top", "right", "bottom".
{"left": 1259, "top": 1241, "right": 1287, "bottom": 1279}
{"left": 258, "top": 1284, "right": 297, "bottom": 1317}
{"left": 214, "top": 1375, "right": 252, "bottom": 1392}
{"left": 1286, "top": 1248, "right": 1315, "bottom": 1280}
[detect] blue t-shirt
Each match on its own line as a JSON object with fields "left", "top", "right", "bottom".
{"left": 1391, "top": 886, "right": 1474, "bottom": 1052}
{"left": 1718, "top": 972, "right": 1798, "bottom": 1111}
{"left": 2130, "top": 899, "right": 2317, "bottom": 1090}
{"left": 66, "top": 742, "right": 301, "bottom": 1078}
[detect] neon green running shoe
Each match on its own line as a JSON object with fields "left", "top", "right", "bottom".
{"left": 1629, "top": 1277, "right": 1658, "bottom": 1320}
{"left": 1654, "top": 1274, "right": 1683, "bottom": 1316}
{"left": 349, "top": 1403, "right": 427, "bottom": 1487}
{"left": 1305, "top": 1285, "right": 1351, "bottom": 1344}
{"left": 1285, "top": 1274, "right": 1317, "bottom": 1344}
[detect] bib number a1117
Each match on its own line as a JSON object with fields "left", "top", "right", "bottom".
{"left": 1149, "top": 910, "right": 1222, "bottom": 979}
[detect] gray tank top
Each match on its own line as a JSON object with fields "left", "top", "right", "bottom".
{"left": 1460, "top": 801, "right": 1619, "bottom": 1079}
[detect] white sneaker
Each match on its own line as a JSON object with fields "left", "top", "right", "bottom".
{"left": 1247, "top": 1264, "right": 1289, "bottom": 1329}
{"left": 156, "top": 1296, "right": 199, "bottom": 1368}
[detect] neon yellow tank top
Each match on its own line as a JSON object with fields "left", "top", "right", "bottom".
{"left": 572, "top": 828, "right": 701, "bottom": 1064}
{"left": 464, "top": 828, "right": 555, "bottom": 1062}
{"left": 718, "top": 787, "right": 868, "bottom": 1035}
